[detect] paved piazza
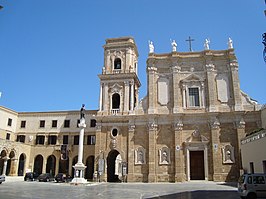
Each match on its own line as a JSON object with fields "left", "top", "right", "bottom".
{"left": 0, "top": 180, "right": 241, "bottom": 199}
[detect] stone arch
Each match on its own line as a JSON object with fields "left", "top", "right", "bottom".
{"left": 85, "top": 156, "right": 95, "bottom": 181}
{"left": 18, "top": 153, "right": 26, "bottom": 176}
{"left": 107, "top": 150, "right": 121, "bottom": 182}
{"left": 46, "top": 155, "right": 56, "bottom": 176}
{"left": 0, "top": 149, "right": 8, "bottom": 175}
{"left": 34, "top": 154, "right": 43, "bottom": 175}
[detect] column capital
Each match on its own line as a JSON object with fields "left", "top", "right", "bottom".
{"left": 174, "top": 120, "right": 183, "bottom": 131}
{"left": 209, "top": 117, "right": 220, "bottom": 130}
{"left": 148, "top": 121, "right": 158, "bottom": 131}
{"left": 128, "top": 124, "right": 135, "bottom": 131}
{"left": 235, "top": 118, "right": 245, "bottom": 129}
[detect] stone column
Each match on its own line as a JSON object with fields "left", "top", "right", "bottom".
{"left": 174, "top": 119, "right": 184, "bottom": 182}
{"left": 71, "top": 117, "right": 87, "bottom": 184}
{"left": 123, "top": 81, "right": 130, "bottom": 113}
{"left": 206, "top": 63, "right": 217, "bottom": 112}
{"left": 127, "top": 124, "right": 135, "bottom": 182}
{"left": 10, "top": 158, "right": 18, "bottom": 176}
{"left": 148, "top": 120, "right": 157, "bottom": 182}
{"left": 130, "top": 81, "right": 134, "bottom": 111}
{"left": 103, "top": 83, "right": 109, "bottom": 114}
{"left": 210, "top": 116, "right": 222, "bottom": 181}
{"left": 99, "top": 83, "right": 103, "bottom": 111}
{"left": 230, "top": 61, "right": 243, "bottom": 111}
{"left": 2, "top": 157, "right": 9, "bottom": 175}
{"left": 172, "top": 66, "right": 182, "bottom": 113}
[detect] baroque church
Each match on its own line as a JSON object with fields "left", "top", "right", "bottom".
{"left": 0, "top": 37, "right": 262, "bottom": 182}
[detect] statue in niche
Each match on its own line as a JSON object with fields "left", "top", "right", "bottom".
{"left": 135, "top": 147, "right": 146, "bottom": 164}
{"left": 222, "top": 145, "right": 235, "bottom": 164}
{"left": 159, "top": 147, "right": 170, "bottom": 165}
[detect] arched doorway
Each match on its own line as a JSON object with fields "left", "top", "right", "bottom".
{"left": 71, "top": 156, "right": 78, "bottom": 177}
{"left": 18, "top": 153, "right": 26, "bottom": 176}
{"left": 46, "top": 155, "right": 56, "bottom": 176}
{"left": 107, "top": 150, "right": 122, "bottom": 182}
{"left": 59, "top": 158, "right": 69, "bottom": 174}
{"left": 85, "top": 156, "right": 94, "bottom": 181}
{"left": 34, "top": 155, "right": 43, "bottom": 175}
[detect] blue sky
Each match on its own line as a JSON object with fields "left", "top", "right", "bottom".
{"left": 0, "top": 0, "right": 265, "bottom": 112}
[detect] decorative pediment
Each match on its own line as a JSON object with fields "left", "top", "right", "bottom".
{"left": 181, "top": 73, "right": 204, "bottom": 83}
{"left": 185, "top": 129, "right": 209, "bottom": 143}
{"left": 109, "top": 83, "right": 122, "bottom": 94}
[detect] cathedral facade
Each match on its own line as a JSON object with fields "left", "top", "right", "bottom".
{"left": 0, "top": 37, "right": 262, "bottom": 182}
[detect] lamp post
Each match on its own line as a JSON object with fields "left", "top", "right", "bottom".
{"left": 263, "top": 33, "right": 266, "bottom": 63}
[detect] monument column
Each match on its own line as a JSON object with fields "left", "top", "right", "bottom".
{"left": 174, "top": 119, "right": 184, "bottom": 182}
{"left": 71, "top": 104, "right": 87, "bottom": 184}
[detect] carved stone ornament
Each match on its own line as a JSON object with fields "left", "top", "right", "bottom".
{"left": 229, "top": 61, "right": 239, "bottom": 71}
{"left": 148, "top": 122, "right": 158, "bottom": 131}
{"left": 171, "top": 65, "right": 181, "bottom": 73}
{"left": 235, "top": 118, "right": 245, "bottom": 129}
{"left": 174, "top": 120, "right": 183, "bottom": 131}
{"left": 110, "top": 138, "right": 117, "bottom": 149}
{"left": 210, "top": 117, "right": 220, "bottom": 130}
{"left": 128, "top": 124, "right": 135, "bottom": 131}
{"left": 186, "top": 129, "right": 209, "bottom": 143}
{"left": 206, "top": 63, "right": 215, "bottom": 72}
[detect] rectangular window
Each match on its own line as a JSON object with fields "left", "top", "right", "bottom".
{"left": 63, "top": 135, "right": 69, "bottom": 145}
{"left": 250, "top": 162, "right": 254, "bottom": 174}
{"left": 6, "top": 133, "right": 10, "bottom": 140}
{"left": 17, "top": 135, "right": 26, "bottom": 143}
{"left": 87, "top": 135, "right": 96, "bottom": 145}
{"left": 7, "top": 118, "right": 12, "bottom": 126}
{"left": 90, "top": 119, "right": 96, "bottom": 128}
{"left": 48, "top": 135, "right": 57, "bottom": 145}
{"left": 189, "top": 88, "right": 200, "bottom": 107}
{"left": 36, "top": 135, "right": 45, "bottom": 145}
{"left": 20, "top": 121, "right": 26, "bottom": 128}
{"left": 74, "top": 135, "right": 79, "bottom": 145}
{"left": 52, "top": 120, "right": 57, "bottom": 128}
{"left": 40, "top": 120, "right": 45, "bottom": 128}
{"left": 64, "top": 120, "right": 70, "bottom": 128}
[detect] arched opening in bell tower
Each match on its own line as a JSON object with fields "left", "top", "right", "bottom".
{"left": 112, "top": 93, "right": 120, "bottom": 109}
{"left": 114, "top": 58, "right": 121, "bottom": 70}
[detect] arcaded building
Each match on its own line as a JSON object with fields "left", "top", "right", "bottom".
{"left": 0, "top": 37, "right": 262, "bottom": 182}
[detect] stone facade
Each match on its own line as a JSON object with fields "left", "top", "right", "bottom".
{"left": 0, "top": 36, "right": 262, "bottom": 182}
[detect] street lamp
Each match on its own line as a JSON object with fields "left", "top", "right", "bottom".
{"left": 263, "top": 33, "right": 266, "bottom": 63}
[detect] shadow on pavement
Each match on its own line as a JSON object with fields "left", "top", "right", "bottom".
{"left": 145, "top": 190, "right": 238, "bottom": 199}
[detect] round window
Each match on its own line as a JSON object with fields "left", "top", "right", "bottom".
{"left": 112, "top": 128, "right": 118, "bottom": 137}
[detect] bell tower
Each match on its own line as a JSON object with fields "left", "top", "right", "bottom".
{"left": 98, "top": 37, "right": 141, "bottom": 115}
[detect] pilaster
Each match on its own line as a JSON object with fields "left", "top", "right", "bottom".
{"left": 172, "top": 66, "right": 182, "bottom": 113}
{"left": 206, "top": 63, "right": 217, "bottom": 112}
{"left": 123, "top": 81, "right": 130, "bottom": 113}
{"left": 174, "top": 119, "right": 184, "bottom": 181}
{"left": 235, "top": 117, "right": 246, "bottom": 171}
{"left": 147, "top": 66, "right": 157, "bottom": 114}
{"left": 209, "top": 116, "right": 222, "bottom": 181}
{"left": 148, "top": 120, "right": 158, "bottom": 182}
{"left": 230, "top": 61, "right": 243, "bottom": 111}
{"left": 127, "top": 124, "right": 135, "bottom": 182}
